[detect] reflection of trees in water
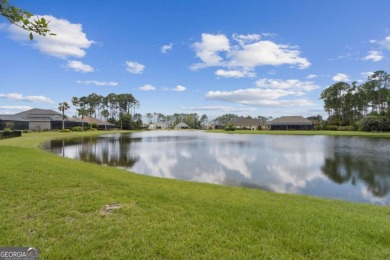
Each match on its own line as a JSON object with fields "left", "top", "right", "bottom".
{"left": 321, "top": 153, "right": 390, "bottom": 197}
{"left": 50, "top": 136, "right": 139, "bottom": 168}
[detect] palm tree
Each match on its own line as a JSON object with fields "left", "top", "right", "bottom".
{"left": 58, "top": 102, "right": 70, "bottom": 130}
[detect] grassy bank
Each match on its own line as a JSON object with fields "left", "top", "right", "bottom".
{"left": 1, "top": 131, "right": 389, "bottom": 259}
{"left": 208, "top": 129, "right": 390, "bottom": 137}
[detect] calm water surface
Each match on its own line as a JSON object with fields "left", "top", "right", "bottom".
{"left": 45, "top": 131, "right": 390, "bottom": 205}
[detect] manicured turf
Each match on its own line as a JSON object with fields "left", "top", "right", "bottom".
{"left": 1, "top": 131, "right": 389, "bottom": 258}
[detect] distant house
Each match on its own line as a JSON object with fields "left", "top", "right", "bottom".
{"left": 175, "top": 122, "right": 189, "bottom": 129}
{"left": 233, "top": 117, "right": 264, "bottom": 130}
{"left": 268, "top": 116, "right": 313, "bottom": 130}
{"left": 149, "top": 123, "right": 168, "bottom": 130}
{"left": 0, "top": 108, "right": 83, "bottom": 131}
{"left": 73, "top": 115, "right": 115, "bottom": 130}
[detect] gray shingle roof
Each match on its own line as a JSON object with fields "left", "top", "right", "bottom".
{"left": 270, "top": 116, "right": 313, "bottom": 125}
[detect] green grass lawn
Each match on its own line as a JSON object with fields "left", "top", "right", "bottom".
{"left": 1, "top": 131, "right": 390, "bottom": 259}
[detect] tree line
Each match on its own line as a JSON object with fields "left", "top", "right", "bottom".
{"left": 145, "top": 113, "right": 208, "bottom": 129}
{"left": 71, "top": 93, "right": 142, "bottom": 130}
{"left": 320, "top": 70, "right": 390, "bottom": 131}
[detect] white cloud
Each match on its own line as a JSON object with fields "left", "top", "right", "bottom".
{"left": 172, "top": 85, "right": 186, "bottom": 92}
{"left": 332, "top": 73, "right": 349, "bottom": 82}
{"left": 363, "top": 50, "right": 383, "bottom": 62}
{"left": 205, "top": 88, "right": 314, "bottom": 107}
{"left": 0, "top": 93, "right": 55, "bottom": 104}
{"left": 125, "top": 61, "right": 145, "bottom": 74}
{"left": 255, "top": 78, "right": 319, "bottom": 91}
{"left": 232, "top": 33, "right": 261, "bottom": 46}
{"left": 380, "top": 36, "right": 390, "bottom": 49}
{"left": 181, "top": 106, "right": 256, "bottom": 112}
{"left": 306, "top": 74, "right": 317, "bottom": 79}
{"left": 161, "top": 43, "right": 173, "bottom": 53}
{"left": 191, "top": 33, "right": 230, "bottom": 70}
{"left": 138, "top": 84, "right": 156, "bottom": 91}
{"left": 361, "top": 71, "right": 374, "bottom": 79}
{"left": 8, "top": 15, "right": 93, "bottom": 59}
{"left": 0, "top": 106, "right": 33, "bottom": 114}
{"left": 67, "top": 60, "right": 94, "bottom": 72}
{"left": 76, "top": 80, "right": 118, "bottom": 86}
{"left": 215, "top": 69, "right": 256, "bottom": 78}
{"left": 191, "top": 33, "right": 310, "bottom": 72}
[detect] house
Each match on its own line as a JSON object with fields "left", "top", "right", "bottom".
{"left": 233, "top": 117, "right": 264, "bottom": 130}
{"left": 268, "top": 116, "right": 313, "bottom": 130}
{"left": 73, "top": 115, "right": 115, "bottom": 130}
{"left": 148, "top": 123, "right": 168, "bottom": 130}
{"left": 0, "top": 108, "right": 89, "bottom": 131}
{"left": 175, "top": 122, "right": 189, "bottom": 129}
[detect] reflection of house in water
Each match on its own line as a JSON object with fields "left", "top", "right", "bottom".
{"left": 268, "top": 116, "right": 313, "bottom": 130}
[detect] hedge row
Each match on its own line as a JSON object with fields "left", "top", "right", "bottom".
{"left": 0, "top": 130, "right": 22, "bottom": 139}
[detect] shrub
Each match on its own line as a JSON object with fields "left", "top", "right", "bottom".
{"left": 337, "top": 125, "right": 356, "bottom": 131}
{"left": 59, "top": 129, "right": 72, "bottom": 132}
{"left": 3, "top": 128, "right": 11, "bottom": 133}
{"left": 225, "top": 123, "right": 236, "bottom": 131}
{"left": 361, "top": 116, "right": 390, "bottom": 132}
{"left": 325, "top": 125, "right": 338, "bottom": 131}
{"left": 71, "top": 126, "right": 83, "bottom": 132}
{"left": 91, "top": 123, "right": 98, "bottom": 129}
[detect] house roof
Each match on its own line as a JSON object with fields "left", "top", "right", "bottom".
{"left": 0, "top": 108, "right": 62, "bottom": 122}
{"left": 72, "top": 115, "right": 115, "bottom": 126}
{"left": 270, "top": 116, "right": 313, "bottom": 125}
{"left": 176, "top": 122, "right": 189, "bottom": 127}
{"left": 233, "top": 117, "right": 263, "bottom": 126}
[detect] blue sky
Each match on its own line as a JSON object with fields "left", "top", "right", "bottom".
{"left": 1, "top": 0, "right": 390, "bottom": 120}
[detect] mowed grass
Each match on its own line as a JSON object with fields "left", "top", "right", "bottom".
{"left": 0, "top": 131, "right": 390, "bottom": 259}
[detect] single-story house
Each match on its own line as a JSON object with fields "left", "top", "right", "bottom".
{"left": 0, "top": 108, "right": 83, "bottom": 131}
{"left": 233, "top": 117, "right": 264, "bottom": 130}
{"left": 268, "top": 116, "right": 313, "bottom": 130}
{"left": 175, "top": 122, "right": 189, "bottom": 129}
{"left": 73, "top": 115, "right": 115, "bottom": 130}
{"left": 149, "top": 123, "right": 168, "bottom": 130}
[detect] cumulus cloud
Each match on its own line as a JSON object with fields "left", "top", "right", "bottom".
{"left": 161, "top": 43, "right": 173, "bottom": 53}
{"left": 191, "top": 33, "right": 310, "bottom": 74}
{"left": 191, "top": 33, "right": 230, "bottom": 70}
{"left": 380, "top": 36, "right": 390, "bottom": 50}
{"left": 205, "top": 77, "right": 317, "bottom": 108}
{"left": 215, "top": 69, "right": 256, "bottom": 78}
{"left": 255, "top": 78, "right": 319, "bottom": 91}
{"left": 7, "top": 15, "right": 93, "bottom": 59}
{"left": 332, "top": 73, "right": 349, "bottom": 82}
{"left": 172, "top": 85, "right": 186, "bottom": 92}
{"left": 0, "top": 106, "right": 33, "bottom": 114}
{"left": 363, "top": 50, "right": 383, "bottom": 62}
{"left": 181, "top": 106, "right": 256, "bottom": 112}
{"left": 138, "top": 84, "right": 156, "bottom": 91}
{"left": 67, "top": 60, "right": 94, "bottom": 72}
{"left": 0, "top": 93, "right": 55, "bottom": 104}
{"left": 205, "top": 88, "right": 313, "bottom": 107}
{"left": 76, "top": 80, "right": 118, "bottom": 86}
{"left": 125, "top": 61, "right": 145, "bottom": 74}
{"left": 306, "top": 74, "right": 317, "bottom": 79}
{"left": 361, "top": 71, "right": 374, "bottom": 79}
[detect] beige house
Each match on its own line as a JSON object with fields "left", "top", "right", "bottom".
{"left": 233, "top": 117, "right": 264, "bottom": 130}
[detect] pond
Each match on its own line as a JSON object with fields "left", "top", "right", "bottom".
{"left": 44, "top": 131, "right": 390, "bottom": 205}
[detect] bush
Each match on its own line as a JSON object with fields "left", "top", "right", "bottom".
{"left": 71, "top": 126, "right": 83, "bottom": 132}
{"left": 337, "top": 125, "right": 356, "bottom": 131}
{"left": 224, "top": 123, "right": 236, "bottom": 131}
{"left": 91, "top": 123, "right": 98, "bottom": 129}
{"left": 361, "top": 116, "right": 390, "bottom": 132}
{"left": 325, "top": 125, "right": 338, "bottom": 131}
{"left": 0, "top": 130, "right": 22, "bottom": 139}
{"left": 59, "top": 129, "right": 72, "bottom": 132}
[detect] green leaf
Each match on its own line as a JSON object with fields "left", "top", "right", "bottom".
{"left": 29, "top": 32, "right": 33, "bottom": 40}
